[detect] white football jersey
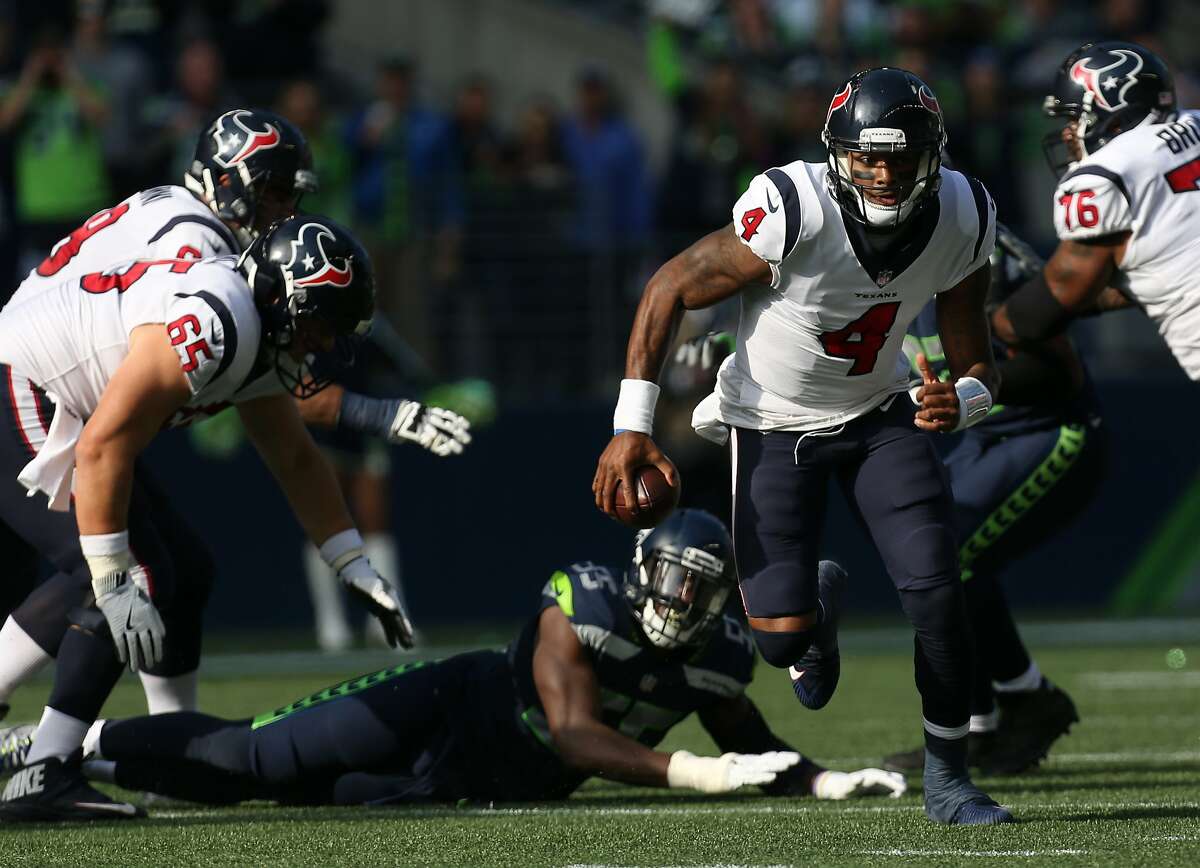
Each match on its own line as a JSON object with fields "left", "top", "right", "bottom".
{"left": 0, "top": 256, "right": 267, "bottom": 423}
{"left": 701, "top": 160, "right": 995, "bottom": 432}
{"left": 1053, "top": 109, "right": 1200, "bottom": 379}
{"left": 8, "top": 185, "right": 238, "bottom": 308}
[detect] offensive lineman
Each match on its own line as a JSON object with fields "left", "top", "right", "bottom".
{"left": 2, "top": 511, "right": 905, "bottom": 808}
{"left": 0, "top": 109, "right": 470, "bottom": 725}
{"left": 991, "top": 41, "right": 1196, "bottom": 375}
{"left": 594, "top": 68, "right": 1011, "bottom": 824}
{"left": 0, "top": 216, "right": 409, "bottom": 821}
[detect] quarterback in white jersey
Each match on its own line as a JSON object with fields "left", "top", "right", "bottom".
{"left": 595, "top": 68, "right": 1008, "bottom": 825}
{"left": 0, "top": 217, "right": 412, "bottom": 823}
{"left": 992, "top": 41, "right": 1198, "bottom": 375}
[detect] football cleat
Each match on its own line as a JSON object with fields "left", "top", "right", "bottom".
{"left": 0, "top": 723, "right": 35, "bottom": 776}
{"left": 923, "top": 748, "right": 1016, "bottom": 825}
{"left": 984, "top": 679, "right": 1080, "bottom": 774}
{"left": 790, "top": 560, "right": 846, "bottom": 710}
{"left": 0, "top": 755, "right": 144, "bottom": 822}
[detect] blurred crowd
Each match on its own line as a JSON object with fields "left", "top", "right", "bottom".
{"left": 0, "top": 0, "right": 1196, "bottom": 401}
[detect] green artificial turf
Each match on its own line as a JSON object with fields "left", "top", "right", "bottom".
{"left": 1, "top": 639, "right": 1196, "bottom": 866}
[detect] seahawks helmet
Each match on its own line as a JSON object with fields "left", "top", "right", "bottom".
{"left": 822, "top": 67, "right": 946, "bottom": 228}
{"left": 626, "top": 509, "right": 736, "bottom": 650}
{"left": 238, "top": 216, "right": 374, "bottom": 398}
{"left": 1042, "top": 41, "right": 1176, "bottom": 176}
{"left": 186, "top": 108, "right": 318, "bottom": 248}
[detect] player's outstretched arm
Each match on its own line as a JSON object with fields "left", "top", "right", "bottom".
{"left": 533, "top": 606, "right": 797, "bottom": 793}
{"left": 239, "top": 394, "right": 413, "bottom": 647}
{"left": 991, "top": 234, "right": 1126, "bottom": 344}
{"left": 915, "top": 263, "right": 1000, "bottom": 433}
{"left": 594, "top": 226, "right": 769, "bottom": 519}
{"left": 75, "top": 325, "right": 193, "bottom": 670}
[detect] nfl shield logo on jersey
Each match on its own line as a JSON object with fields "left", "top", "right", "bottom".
{"left": 876, "top": 270, "right": 894, "bottom": 287}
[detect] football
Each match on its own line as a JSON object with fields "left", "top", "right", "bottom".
{"left": 614, "top": 466, "right": 680, "bottom": 529}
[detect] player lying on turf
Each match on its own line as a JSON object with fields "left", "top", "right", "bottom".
{"left": 1, "top": 510, "right": 905, "bottom": 808}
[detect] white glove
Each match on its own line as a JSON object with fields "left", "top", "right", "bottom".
{"left": 812, "top": 768, "right": 907, "bottom": 800}
{"left": 339, "top": 557, "right": 415, "bottom": 649}
{"left": 674, "top": 332, "right": 735, "bottom": 372}
{"left": 667, "top": 749, "right": 800, "bottom": 794}
{"left": 388, "top": 400, "right": 472, "bottom": 457}
{"left": 92, "top": 567, "right": 165, "bottom": 672}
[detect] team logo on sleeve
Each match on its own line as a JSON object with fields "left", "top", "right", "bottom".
{"left": 285, "top": 222, "right": 354, "bottom": 289}
{"left": 209, "top": 110, "right": 282, "bottom": 168}
{"left": 1070, "top": 48, "right": 1144, "bottom": 112}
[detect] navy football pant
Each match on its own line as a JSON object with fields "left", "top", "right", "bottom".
{"left": 732, "top": 397, "right": 971, "bottom": 729}
{"left": 947, "top": 420, "right": 1107, "bottom": 712}
{"left": 0, "top": 365, "right": 215, "bottom": 721}
{"left": 101, "top": 654, "right": 496, "bottom": 805}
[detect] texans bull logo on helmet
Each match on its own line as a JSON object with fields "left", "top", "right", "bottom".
{"left": 1070, "top": 48, "right": 1144, "bottom": 112}
{"left": 209, "top": 110, "right": 282, "bottom": 169}
{"left": 285, "top": 222, "right": 354, "bottom": 290}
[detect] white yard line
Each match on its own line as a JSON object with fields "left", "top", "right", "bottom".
{"left": 860, "top": 849, "right": 1088, "bottom": 858}
{"left": 1077, "top": 671, "right": 1200, "bottom": 689}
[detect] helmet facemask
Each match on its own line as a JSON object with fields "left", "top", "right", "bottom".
{"left": 825, "top": 128, "right": 942, "bottom": 229}
{"left": 628, "top": 537, "right": 732, "bottom": 650}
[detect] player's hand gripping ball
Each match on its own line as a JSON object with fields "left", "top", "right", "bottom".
{"left": 614, "top": 466, "right": 680, "bottom": 529}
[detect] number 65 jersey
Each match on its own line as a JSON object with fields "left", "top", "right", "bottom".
{"left": 1052, "top": 109, "right": 1200, "bottom": 380}
{"left": 694, "top": 160, "right": 994, "bottom": 439}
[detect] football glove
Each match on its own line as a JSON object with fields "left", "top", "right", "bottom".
{"left": 674, "top": 331, "right": 735, "bottom": 372}
{"left": 91, "top": 568, "right": 165, "bottom": 672}
{"left": 389, "top": 400, "right": 472, "bottom": 457}
{"left": 339, "top": 557, "right": 414, "bottom": 649}
{"left": 667, "top": 749, "right": 800, "bottom": 794}
{"left": 812, "top": 768, "right": 907, "bottom": 800}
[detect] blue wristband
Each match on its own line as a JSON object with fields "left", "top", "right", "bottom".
{"left": 338, "top": 392, "right": 403, "bottom": 437}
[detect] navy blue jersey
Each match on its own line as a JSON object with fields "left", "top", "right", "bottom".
{"left": 508, "top": 561, "right": 756, "bottom": 764}
{"left": 904, "top": 300, "right": 1099, "bottom": 437}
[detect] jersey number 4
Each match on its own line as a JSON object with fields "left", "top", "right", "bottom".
{"left": 819, "top": 302, "right": 901, "bottom": 376}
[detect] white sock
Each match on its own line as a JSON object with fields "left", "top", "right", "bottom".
{"left": 0, "top": 616, "right": 53, "bottom": 703}
{"left": 303, "top": 541, "right": 352, "bottom": 652}
{"left": 24, "top": 707, "right": 89, "bottom": 764}
{"left": 139, "top": 671, "right": 198, "bottom": 714}
{"left": 82, "top": 719, "right": 107, "bottom": 759}
{"left": 993, "top": 661, "right": 1043, "bottom": 693}
{"left": 969, "top": 709, "right": 999, "bottom": 733}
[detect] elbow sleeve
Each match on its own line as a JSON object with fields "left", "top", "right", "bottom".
{"left": 1004, "top": 273, "right": 1072, "bottom": 342}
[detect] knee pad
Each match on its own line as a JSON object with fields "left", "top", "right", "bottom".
{"left": 752, "top": 628, "right": 815, "bottom": 669}
{"left": 739, "top": 562, "right": 816, "bottom": 619}
{"left": 67, "top": 604, "right": 109, "bottom": 638}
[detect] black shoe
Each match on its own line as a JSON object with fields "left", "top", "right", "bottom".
{"left": 883, "top": 731, "right": 999, "bottom": 774}
{"left": 789, "top": 560, "right": 846, "bottom": 710}
{"left": 0, "top": 755, "right": 144, "bottom": 822}
{"left": 981, "top": 680, "right": 1080, "bottom": 774}
{"left": 0, "top": 723, "right": 34, "bottom": 776}
{"left": 0, "top": 703, "right": 8, "bottom": 722}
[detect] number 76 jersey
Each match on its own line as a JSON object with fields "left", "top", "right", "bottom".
{"left": 1053, "top": 109, "right": 1200, "bottom": 380}
{"left": 697, "top": 159, "right": 994, "bottom": 435}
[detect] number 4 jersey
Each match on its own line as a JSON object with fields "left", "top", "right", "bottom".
{"left": 693, "top": 160, "right": 995, "bottom": 439}
{"left": 1053, "top": 109, "right": 1200, "bottom": 379}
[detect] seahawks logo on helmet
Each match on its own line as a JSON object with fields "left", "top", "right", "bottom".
{"left": 1069, "top": 48, "right": 1144, "bottom": 113}
{"left": 284, "top": 222, "right": 354, "bottom": 291}
{"left": 209, "top": 110, "right": 282, "bottom": 169}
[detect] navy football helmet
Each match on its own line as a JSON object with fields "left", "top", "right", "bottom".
{"left": 626, "top": 509, "right": 736, "bottom": 650}
{"left": 823, "top": 67, "right": 946, "bottom": 228}
{"left": 186, "top": 108, "right": 318, "bottom": 248}
{"left": 1042, "top": 41, "right": 1176, "bottom": 175}
{"left": 238, "top": 216, "right": 374, "bottom": 398}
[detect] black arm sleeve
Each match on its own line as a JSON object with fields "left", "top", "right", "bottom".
{"left": 995, "top": 347, "right": 1079, "bottom": 406}
{"left": 1005, "top": 272, "right": 1073, "bottom": 342}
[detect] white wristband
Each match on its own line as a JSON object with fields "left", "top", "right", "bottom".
{"left": 952, "top": 377, "right": 993, "bottom": 432}
{"left": 613, "top": 379, "right": 660, "bottom": 435}
{"left": 319, "top": 528, "right": 366, "bottom": 574}
{"left": 666, "top": 750, "right": 702, "bottom": 789}
{"left": 80, "top": 530, "right": 136, "bottom": 582}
